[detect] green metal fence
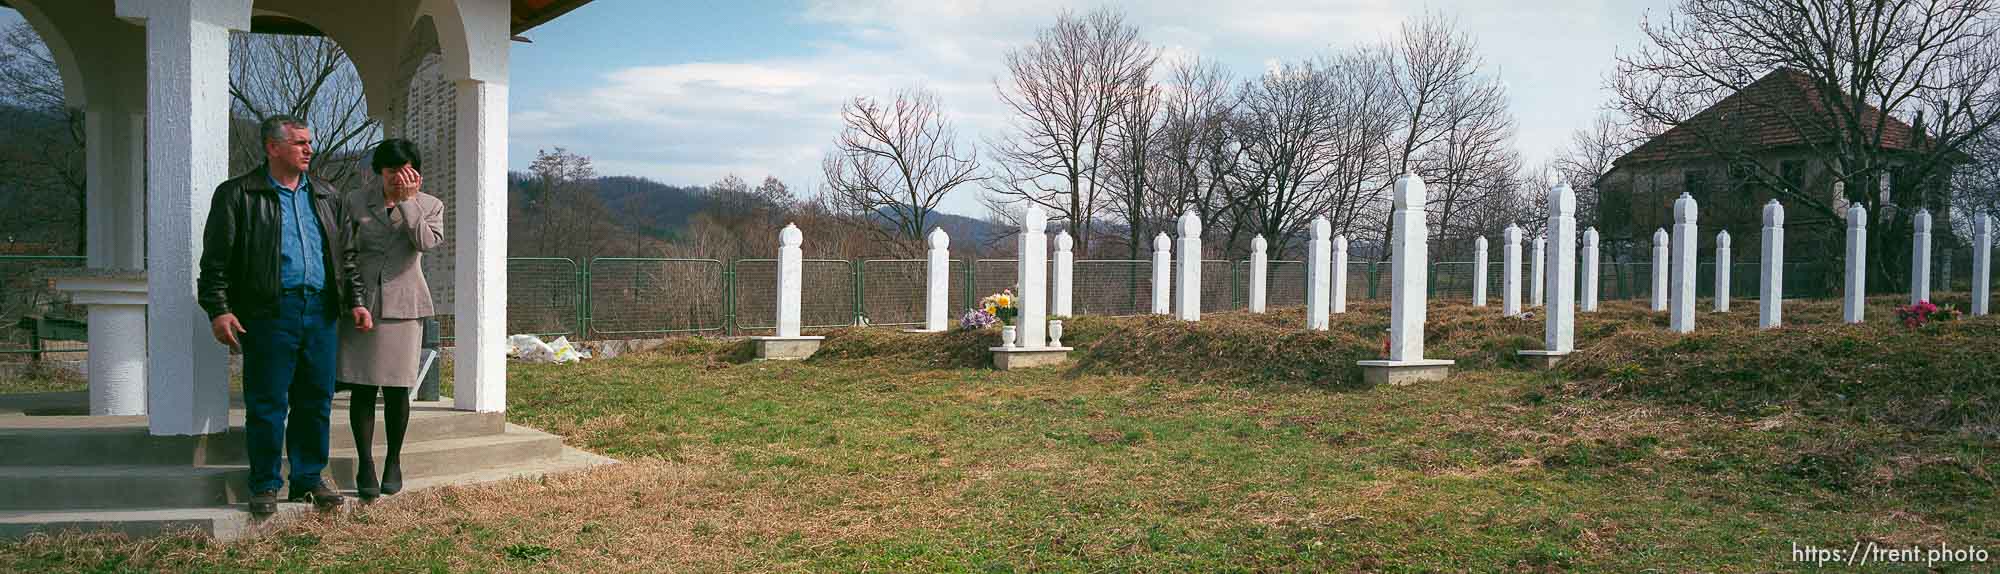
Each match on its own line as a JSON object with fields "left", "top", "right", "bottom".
{"left": 0, "top": 255, "right": 86, "bottom": 357}
{"left": 3, "top": 250, "right": 1983, "bottom": 352}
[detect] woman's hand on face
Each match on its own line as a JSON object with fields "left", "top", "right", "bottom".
{"left": 395, "top": 165, "right": 422, "bottom": 200}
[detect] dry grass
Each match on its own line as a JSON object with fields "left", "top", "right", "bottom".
{"left": 4, "top": 294, "right": 1996, "bottom": 572}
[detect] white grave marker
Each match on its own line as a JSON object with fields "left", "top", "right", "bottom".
{"left": 1531, "top": 233, "right": 1545, "bottom": 307}
{"left": 1671, "top": 193, "right": 1697, "bottom": 333}
{"left": 1152, "top": 232, "right": 1171, "bottom": 315}
{"left": 1912, "top": 209, "right": 1933, "bottom": 305}
{"left": 1521, "top": 184, "right": 1576, "bottom": 367}
{"left": 1582, "top": 227, "right": 1600, "bottom": 312}
{"left": 1307, "top": 218, "right": 1331, "bottom": 330}
{"left": 1652, "top": 228, "right": 1669, "bottom": 312}
{"left": 1357, "top": 175, "right": 1454, "bottom": 385}
{"left": 1053, "top": 230, "right": 1074, "bottom": 317}
{"left": 752, "top": 223, "right": 825, "bottom": 359}
{"left": 1333, "top": 234, "right": 1350, "bottom": 314}
{"left": 1176, "top": 212, "right": 1202, "bottom": 321}
{"left": 1714, "top": 230, "right": 1731, "bottom": 313}
{"left": 924, "top": 228, "right": 950, "bottom": 331}
{"left": 1250, "top": 235, "right": 1268, "bottom": 314}
{"left": 1761, "top": 200, "right": 1785, "bottom": 329}
{"left": 1844, "top": 202, "right": 1867, "bottom": 324}
{"left": 1975, "top": 213, "right": 1991, "bottom": 316}
{"left": 1473, "top": 236, "right": 1489, "bottom": 307}
{"left": 1504, "top": 224, "right": 1523, "bottom": 316}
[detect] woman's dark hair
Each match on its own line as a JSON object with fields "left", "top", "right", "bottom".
{"left": 370, "top": 138, "right": 423, "bottom": 173}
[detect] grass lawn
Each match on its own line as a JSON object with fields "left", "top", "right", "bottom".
{"left": 3, "top": 296, "right": 1995, "bottom": 572}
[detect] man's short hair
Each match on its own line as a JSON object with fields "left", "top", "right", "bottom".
{"left": 259, "top": 115, "right": 309, "bottom": 145}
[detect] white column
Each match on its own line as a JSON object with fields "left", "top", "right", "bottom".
{"left": 1761, "top": 200, "right": 1785, "bottom": 329}
{"left": 925, "top": 227, "right": 950, "bottom": 331}
{"left": 1531, "top": 233, "right": 1545, "bottom": 307}
{"left": 1911, "top": 209, "right": 1932, "bottom": 305}
{"left": 775, "top": 224, "right": 804, "bottom": 337}
{"left": 1582, "top": 227, "right": 1600, "bottom": 312}
{"left": 1017, "top": 206, "right": 1049, "bottom": 347}
{"left": 1249, "top": 235, "right": 1268, "bottom": 314}
{"left": 1503, "top": 224, "right": 1522, "bottom": 316}
{"left": 1052, "top": 230, "right": 1073, "bottom": 317}
{"left": 1175, "top": 212, "right": 1202, "bottom": 322}
{"left": 1472, "top": 236, "right": 1488, "bottom": 307}
{"left": 453, "top": 78, "right": 510, "bottom": 413}
{"left": 1544, "top": 184, "right": 1577, "bottom": 353}
{"left": 1714, "top": 231, "right": 1732, "bottom": 313}
{"left": 86, "top": 109, "right": 148, "bottom": 269}
{"left": 1845, "top": 203, "right": 1868, "bottom": 324}
{"left": 1386, "top": 175, "right": 1431, "bottom": 362}
{"left": 115, "top": 0, "right": 250, "bottom": 435}
{"left": 1306, "top": 219, "right": 1330, "bottom": 330}
{"left": 1333, "top": 234, "right": 1349, "bottom": 314}
{"left": 56, "top": 277, "right": 149, "bottom": 415}
{"left": 1670, "top": 193, "right": 1697, "bottom": 333}
{"left": 1151, "top": 232, "right": 1170, "bottom": 315}
{"left": 1975, "top": 213, "right": 1992, "bottom": 317}
{"left": 1651, "top": 228, "right": 1669, "bottom": 312}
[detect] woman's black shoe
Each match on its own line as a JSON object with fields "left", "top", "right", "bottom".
{"left": 355, "top": 458, "right": 380, "bottom": 501}
{"left": 380, "top": 460, "right": 402, "bottom": 495}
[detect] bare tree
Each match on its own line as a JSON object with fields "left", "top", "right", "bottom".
{"left": 984, "top": 8, "right": 1156, "bottom": 255}
{"left": 822, "top": 87, "right": 982, "bottom": 256}
{"left": 0, "top": 22, "right": 85, "bottom": 254}
{"left": 1230, "top": 58, "right": 1348, "bottom": 255}
{"left": 1614, "top": 0, "right": 2000, "bottom": 287}
{"left": 1146, "top": 57, "right": 1239, "bottom": 255}
{"left": 1551, "top": 111, "right": 1645, "bottom": 229}
{"left": 227, "top": 33, "right": 378, "bottom": 191}
{"left": 1101, "top": 71, "right": 1163, "bottom": 259}
{"left": 1382, "top": 12, "right": 1516, "bottom": 254}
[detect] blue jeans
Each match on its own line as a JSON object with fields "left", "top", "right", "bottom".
{"left": 240, "top": 291, "right": 338, "bottom": 494}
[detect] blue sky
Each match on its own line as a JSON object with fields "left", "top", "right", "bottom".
{"left": 3, "top": 1, "right": 1678, "bottom": 216}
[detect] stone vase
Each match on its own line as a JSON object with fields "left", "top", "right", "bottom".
{"left": 1000, "top": 325, "right": 1017, "bottom": 348}
{"left": 1047, "top": 320, "right": 1064, "bottom": 347}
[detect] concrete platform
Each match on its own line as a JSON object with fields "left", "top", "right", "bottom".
{"left": 1516, "top": 350, "right": 1571, "bottom": 369}
{"left": 989, "top": 346, "right": 1073, "bottom": 370}
{"left": 752, "top": 336, "right": 824, "bottom": 360}
{"left": 0, "top": 392, "right": 616, "bottom": 541}
{"left": 1355, "top": 359, "right": 1456, "bottom": 386}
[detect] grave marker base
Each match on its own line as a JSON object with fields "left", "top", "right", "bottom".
{"left": 752, "top": 336, "right": 825, "bottom": 360}
{"left": 1515, "top": 350, "right": 1570, "bottom": 369}
{"left": 1356, "top": 359, "right": 1456, "bottom": 386}
{"left": 989, "top": 347, "right": 1074, "bottom": 370}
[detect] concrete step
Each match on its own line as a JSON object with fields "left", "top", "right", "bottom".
{"left": 319, "top": 425, "right": 568, "bottom": 490}
{"left": 0, "top": 404, "right": 503, "bottom": 466}
{"left": 0, "top": 446, "right": 618, "bottom": 541}
{"left": 0, "top": 465, "right": 244, "bottom": 511}
{"left": 0, "top": 425, "right": 565, "bottom": 511}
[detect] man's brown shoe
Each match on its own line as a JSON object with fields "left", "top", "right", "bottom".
{"left": 248, "top": 490, "right": 279, "bottom": 515}
{"left": 288, "top": 483, "right": 344, "bottom": 510}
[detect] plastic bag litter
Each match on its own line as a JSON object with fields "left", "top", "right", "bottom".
{"left": 507, "top": 334, "right": 589, "bottom": 364}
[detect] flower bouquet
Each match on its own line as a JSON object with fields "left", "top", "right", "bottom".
{"left": 1895, "top": 300, "right": 1961, "bottom": 329}
{"left": 979, "top": 289, "right": 1019, "bottom": 326}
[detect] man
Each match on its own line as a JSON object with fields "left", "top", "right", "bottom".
{"left": 198, "top": 115, "right": 372, "bottom": 514}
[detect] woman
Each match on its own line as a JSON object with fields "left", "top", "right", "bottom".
{"left": 338, "top": 138, "right": 444, "bottom": 500}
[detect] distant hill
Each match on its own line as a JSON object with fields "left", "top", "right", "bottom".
{"left": 589, "top": 175, "right": 711, "bottom": 240}
{"left": 516, "top": 172, "right": 1004, "bottom": 246}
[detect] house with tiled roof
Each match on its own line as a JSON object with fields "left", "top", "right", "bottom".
{"left": 1594, "top": 68, "right": 1955, "bottom": 260}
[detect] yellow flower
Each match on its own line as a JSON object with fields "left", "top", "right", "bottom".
{"left": 997, "top": 295, "right": 1012, "bottom": 308}
{"left": 984, "top": 305, "right": 997, "bottom": 315}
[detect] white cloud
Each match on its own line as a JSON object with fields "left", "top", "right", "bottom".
{"left": 510, "top": 0, "right": 1675, "bottom": 215}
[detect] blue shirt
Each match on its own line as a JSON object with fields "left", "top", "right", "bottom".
{"left": 269, "top": 172, "right": 327, "bottom": 291}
